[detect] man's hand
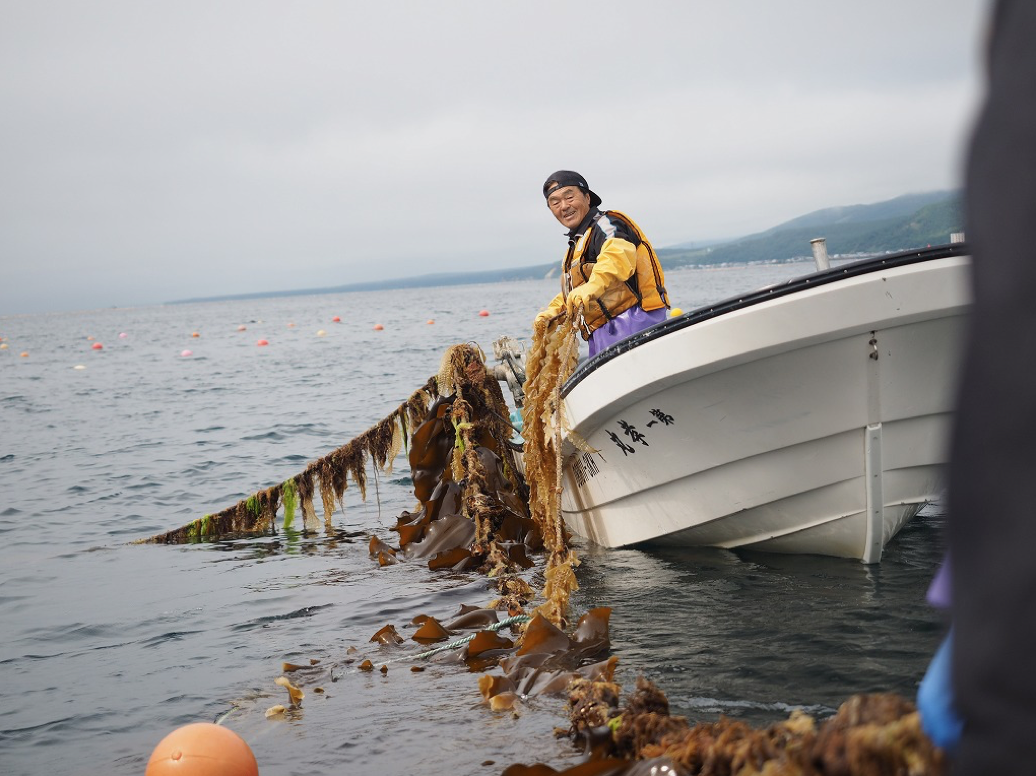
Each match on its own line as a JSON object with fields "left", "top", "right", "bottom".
{"left": 565, "top": 286, "right": 595, "bottom": 316}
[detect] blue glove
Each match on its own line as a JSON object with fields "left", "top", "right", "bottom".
{"left": 917, "top": 632, "right": 964, "bottom": 751}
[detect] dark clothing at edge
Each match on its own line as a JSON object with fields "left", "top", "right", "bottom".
{"left": 949, "top": 1, "right": 1036, "bottom": 773}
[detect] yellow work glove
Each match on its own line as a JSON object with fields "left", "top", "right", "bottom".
{"left": 565, "top": 237, "right": 637, "bottom": 317}
{"left": 565, "top": 285, "right": 596, "bottom": 317}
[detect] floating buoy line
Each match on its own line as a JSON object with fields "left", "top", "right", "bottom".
{"left": 137, "top": 321, "right": 945, "bottom": 775}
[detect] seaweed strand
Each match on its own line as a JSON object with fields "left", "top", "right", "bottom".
{"left": 136, "top": 379, "right": 439, "bottom": 544}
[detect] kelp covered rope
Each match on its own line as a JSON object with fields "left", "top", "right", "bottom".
{"left": 381, "top": 343, "right": 537, "bottom": 599}
{"left": 521, "top": 313, "right": 582, "bottom": 627}
{"left": 137, "top": 345, "right": 513, "bottom": 544}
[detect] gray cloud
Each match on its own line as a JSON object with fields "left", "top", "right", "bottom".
{"left": 0, "top": 0, "right": 988, "bottom": 314}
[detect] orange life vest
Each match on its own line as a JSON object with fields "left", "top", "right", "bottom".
{"left": 562, "top": 210, "right": 669, "bottom": 336}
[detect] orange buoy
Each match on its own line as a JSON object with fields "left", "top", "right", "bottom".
{"left": 426, "top": 319, "right": 435, "bottom": 325}
{"left": 479, "top": 310, "right": 490, "bottom": 317}
{"left": 20, "top": 351, "right": 29, "bottom": 358}
{"left": 332, "top": 316, "right": 341, "bottom": 323}
{"left": 256, "top": 339, "right": 269, "bottom": 346}
{"left": 191, "top": 331, "right": 200, "bottom": 338}
{"left": 92, "top": 342, "right": 103, "bottom": 350}
{"left": 373, "top": 324, "right": 384, "bottom": 331}
{"left": 145, "top": 722, "right": 258, "bottom": 776}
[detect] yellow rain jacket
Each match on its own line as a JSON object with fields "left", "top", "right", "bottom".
{"left": 543, "top": 209, "right": 669, "bottom": 338}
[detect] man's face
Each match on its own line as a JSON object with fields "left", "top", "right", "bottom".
{"left": 547, "top": 185, "right": 592, "bottom": 230}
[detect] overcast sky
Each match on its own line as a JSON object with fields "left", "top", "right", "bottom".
{"left": 1, "top": 1, "right": 989, "bottom": 315}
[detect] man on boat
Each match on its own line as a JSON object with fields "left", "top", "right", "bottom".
{"left": 535, "top": 171, "right": 670, "bottom": 356}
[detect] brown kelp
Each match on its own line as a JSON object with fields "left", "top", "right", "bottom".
{"left": 520, "top": 313, "right": 583, "bottom": 627}
{"left": 500, "top": 675, "right": 945, "bottom": 775}
{"left": 382, "top": 344, "right": 537, "bottom": 586}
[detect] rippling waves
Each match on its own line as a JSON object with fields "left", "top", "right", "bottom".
{"left": 0, "top": 268, "right": 944, "bottom": 775}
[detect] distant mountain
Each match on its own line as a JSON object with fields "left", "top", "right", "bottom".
{"left": 759, "top": 190, "right": 957, "bottom": 233}
{"left": 170, "top": 190, "right": 964, "bottom": 305}
{"left": 656, "top": 190, "right": 963, "bottom": 269}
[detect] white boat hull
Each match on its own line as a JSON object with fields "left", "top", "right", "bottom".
{"left": 559, "top": 249, "right": 970, "bottom": 562}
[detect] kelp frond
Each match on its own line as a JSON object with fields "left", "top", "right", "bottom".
{"left": 282, "top": 477, "right": 297, "bottom": 531}
{"left": 521, "top": 313, "right": 582, "bottom": 625}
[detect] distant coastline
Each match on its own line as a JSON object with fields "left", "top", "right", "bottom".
{"left": 169, "top": 190, "right": 963, "bottom": 306}
{"left": 168, "top": 261, "right": 559, "bottom": 305}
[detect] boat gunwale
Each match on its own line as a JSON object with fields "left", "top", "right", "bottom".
{"left": 561, "top": 242, "right": 970, "bottom": 397}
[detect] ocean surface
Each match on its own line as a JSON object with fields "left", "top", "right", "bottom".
{"left": 0, "top": 264, "right": 946, "bottom": 776}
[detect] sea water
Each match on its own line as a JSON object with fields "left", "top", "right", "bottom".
{"left": 0, "top": 265, "right": 945, "bottom": 775}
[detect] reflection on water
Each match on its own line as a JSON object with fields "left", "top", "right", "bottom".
{"left": 572, "top": 506, "right": 945, "bottom": 728}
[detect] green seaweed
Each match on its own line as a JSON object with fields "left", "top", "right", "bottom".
{"left": 282, "top": 478, "right": 298, "bottom": 531}
{"left": 452, "top": 419, "right": 473, "bottom": 452}
{"left": 187, "top": 516, "right": 208, "bottom": 541}
{"left": 245, "top": 495, "right": 261, "bottom": 518}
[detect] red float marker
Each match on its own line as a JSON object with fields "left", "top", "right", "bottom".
{"left": 92, "top": 342, "right": 103, "bottom": 350}
{"left": 479, "top": 310, "right": 490, "bottom": 317}
{"left": 256, "top": 339, "right": 269, "bottom": 346}
{"left": 332, "top": 316, "right": 341, "bottom": 323}
{"left": 373, "top": 324, "right": 384, "bottom": 331}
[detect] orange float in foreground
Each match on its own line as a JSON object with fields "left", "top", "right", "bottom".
{"left": 145, "top": 722, "right": 258, "bottom": 776}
